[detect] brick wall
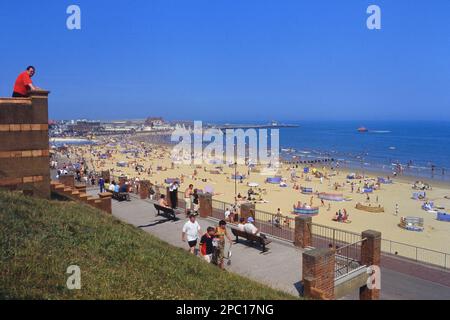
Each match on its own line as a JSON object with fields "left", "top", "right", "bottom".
{"left": 294, "top": 216, "right": 312, "bottom": 248}
{"left": 240, "top": 202, "right": 255, "bottom": 220}
{"left": 199, "top": 193, "right": 212, "bottom": 218}
{"left": 0, "top": 91, "right": 51, "bottom": 198}
{"left": 360, "top": 230, "right": 382, "bottom": 300}
{"left": 302, "top": 248, "right": 335, "bottom": 300}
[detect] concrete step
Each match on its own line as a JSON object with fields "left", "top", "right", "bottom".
{"left": 53, "top": 184, "right": 65, "bottom": 190}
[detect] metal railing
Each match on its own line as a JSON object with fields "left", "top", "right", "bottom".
{"left": 310, "top": 222, "right": 362, "bottom": 251}
{"left": 307, "top": 222, "right": 366, "bottom": 279}
{"left": 105, "top": 174, "right": 450, "bottom": 270}
{"left": 310, "top": 222, "right": 450, "bottom": 271}
{"left": 211, "top": 199, "right": 227, "bottom": 220}
{"left": 334, "top": 239, "right": 366, "bottom": 279}
{"left": 209, "top": 199, "right": 295, "bottom": 242}
{"left": 381, "top": 239, "right": 450, "bottom": 269}
{"left": 253, "top": 209, "right": 295, "bottom": 242}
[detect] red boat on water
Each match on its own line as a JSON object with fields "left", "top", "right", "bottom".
{"left": 358, "top": 127, "right": 368, "bottom": 133}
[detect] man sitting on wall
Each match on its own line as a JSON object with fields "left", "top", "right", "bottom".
{"left": 12, "top": 66, "right": 39, "bottom": 97}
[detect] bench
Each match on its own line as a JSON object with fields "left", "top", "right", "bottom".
{"left": 154, "top": 204, "right": 177, "bottom": 220}
{"left": 231, "top": 228, "right": 272, "bottom": 252}
{"left": 112, "top": 191, "right": 130, "bottom": 202}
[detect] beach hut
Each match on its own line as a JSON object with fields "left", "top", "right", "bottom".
{"left": 318, "top": 193, "right": 345, "bottom": 202}
{"left": 437, "top": 212, "right": 450, "bottom": 222}
{"left": 399, "top": 217, "right": 424, "bottom": 232}
{"left": 266, "top": 176, "right": 282, "bottom": 184}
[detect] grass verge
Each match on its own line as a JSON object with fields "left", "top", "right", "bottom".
{"left": 0, "top": 191, "right": 297, "bottom": 300}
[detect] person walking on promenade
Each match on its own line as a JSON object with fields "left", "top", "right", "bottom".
{"left": 12, "top": 66, "right": 39, "bottom": 97}
{"left": 182, "top": 214, "right": 202, "bottom": 254}
{"left": 99, "top": 177, "right": 105, "bottom": 193}
{"left": 213, "top": 220, "right": 233, "bottom": 269}
{"left": 199, "top": 227, "right": 216, "bottom": 263}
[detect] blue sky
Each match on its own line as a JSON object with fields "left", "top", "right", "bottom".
{"left": 0, "top": 0, "right": 449, "bottom": 121}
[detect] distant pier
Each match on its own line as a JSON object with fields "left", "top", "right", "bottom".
{"left": 210, "top": 123, "right": 299, "bottom": 130}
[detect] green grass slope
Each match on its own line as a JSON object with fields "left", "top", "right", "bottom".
{"left": 0, "top": 191, "right": 297, "bottom": 300}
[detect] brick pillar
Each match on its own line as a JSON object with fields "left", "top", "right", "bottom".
{"left": 199, "top": 193, "right": 212, "bottom": 218}
{"left": 59, "top": 174, "right": 75, "bottom": 188}
{"left": 139, "top": 180, "right": 149, "bottom": 199}
{"left": 360, "top": 230, "right": 381, "bottom": 300}
{"left": 30, "top": 90, "right": 49, "bottom": 123}
{"left": 101, "top": 170, "right": 110, "bottom": 182}
{"left": 294, "top": 216, "right": 312, "bottom": 248}
{"left": 302, "top": 248, "right": 335, "bottom": 300}
{"left": 99, "top": 196, "right": 112, "bottom": 214}
{"left": 240, "top": 202, "right": 255, "bottom": 221}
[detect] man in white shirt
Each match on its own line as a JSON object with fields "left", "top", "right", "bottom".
{"left": 224, "top": 208, "right": 231, "bottom": 221}
{"left": 244, "top": 217, "right": 259, "bottom": 236}
{"left": 182, "top": 214, "right": 202, "bottom": 254}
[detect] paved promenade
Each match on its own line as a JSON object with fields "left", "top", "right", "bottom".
{"left": 88, "top": 189, "right": 450, "bottom": 300}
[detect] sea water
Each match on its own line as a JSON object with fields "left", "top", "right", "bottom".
{"left": 278, "top": 120, "right": 450, "bottom": 182}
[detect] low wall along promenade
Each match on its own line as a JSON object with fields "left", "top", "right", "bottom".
{"left": 0, "top": 91, "right": 51, "bottom": 198}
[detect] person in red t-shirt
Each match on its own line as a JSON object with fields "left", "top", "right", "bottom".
{"left": 199, "top": 227, "right": 216, "bottom": 263}
{"left": 12, "top": 66, "right": 38, "bottom": 97}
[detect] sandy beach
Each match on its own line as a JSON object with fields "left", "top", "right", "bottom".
{"left": 54, "top": 135, "right": 450, "bottom": 258}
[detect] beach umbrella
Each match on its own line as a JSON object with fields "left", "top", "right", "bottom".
{"left": 248, "top": 182, "right": 259, "bottom": 187}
